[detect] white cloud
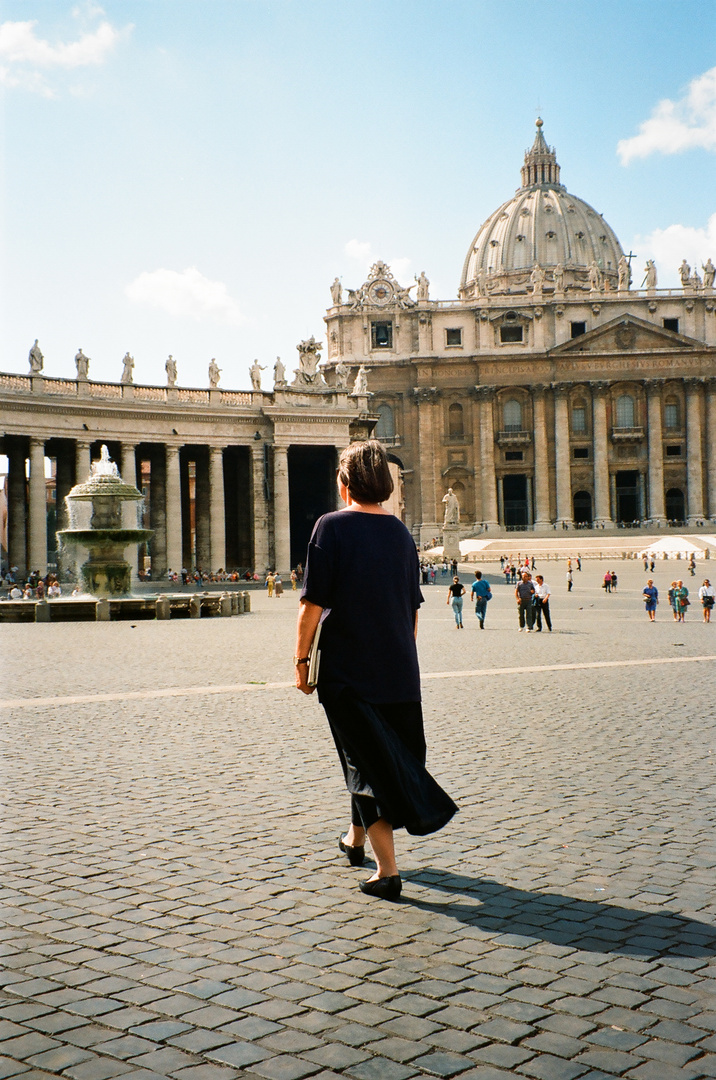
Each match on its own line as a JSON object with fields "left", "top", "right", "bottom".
{"left": 633, "top": 212, "right": 716, "bottom": 287}
{"left": 345, "top": 238, "right": 372, "bottom": 262}
{"left": 618, "top": 66, "right": 716, "bottom": 164}
{"left": 125, "top": 268, "right": 245, "bottom": 326}
{"left": 0, "top": 12, "right": 132, "bottom": 94}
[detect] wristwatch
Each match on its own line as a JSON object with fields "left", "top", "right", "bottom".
{"left": 293, "top": 656, "right": 310, "bottom": 666}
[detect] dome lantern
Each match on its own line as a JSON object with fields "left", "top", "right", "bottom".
{"left": 520, "top": 118, "right": 562, "bottom": 189}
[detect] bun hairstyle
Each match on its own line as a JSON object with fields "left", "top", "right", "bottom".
{"left": 338, "top": 440, "right": 394, "bottom": 505}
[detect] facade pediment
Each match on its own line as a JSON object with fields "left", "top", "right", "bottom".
{"left": 550, "top": 315, "right": 704, "bottom": 356}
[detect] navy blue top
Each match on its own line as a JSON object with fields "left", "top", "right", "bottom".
{"left": 301, "top": 510, "right": 424, "bottom": 703}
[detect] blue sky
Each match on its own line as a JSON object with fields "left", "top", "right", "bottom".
{"left": 1, "top": 0, "right": 716, "bottom": 390}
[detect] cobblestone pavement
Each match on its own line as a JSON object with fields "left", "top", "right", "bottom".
{"left": 2, "top": 559, "right": 716, "bottom": 1080}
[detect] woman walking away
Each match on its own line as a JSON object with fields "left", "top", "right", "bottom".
{"left": 699, "top": 578, "right": 715, "bottom": 622}
{"left": 295, "top": 440, "right": 457, "bottom": 902}
{"left": 447, "top": 576, "right": 466, "bottom": 628}
{"left": 642, "top": 579, "right": 658, "bottom": 622}
{"left": 674, "top": 580, "right": 689, "bottom": 622}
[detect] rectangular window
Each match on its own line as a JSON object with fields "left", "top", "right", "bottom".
{"left": 572, "top": 406, "right": 587, "bottom": 434}
{"left": 570, "top": 321, "right": 586, "bottom": 338}
{"left": 573, "top": 447, "right": 589, "bottom": 460}
{"left": 664, "top": 403, "right": 679, "bottom": 429}
{"left": 371, "top": 321, "right": 393, "bottom": 348}
{"left": 663, "top": 318, "right": 679, "bottom": 333}
{"left": 445, "top": 328, "right": 462, "bottom": 347}
{"left": 666, "top": 444, "right": 682, "bottom": 457}
{"left": 500, "top": 325, "right": 523, "bottom": 343}
{"left": 505, "top": 450, "right": 523, "bottom": 462}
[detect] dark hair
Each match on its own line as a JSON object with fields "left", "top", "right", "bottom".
{"left": 338, "top": 440, "right": 393, "bottom": 504}
{"left": 474, "top": 570, "right": 482, "bottom": 579}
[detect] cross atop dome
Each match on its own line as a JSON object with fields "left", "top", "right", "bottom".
{"left": 520, "top": 118, "right": 562, "bottom": 189}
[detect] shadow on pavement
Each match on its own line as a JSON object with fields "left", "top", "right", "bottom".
{"left": 403, "top": 868, "right": 716, "bottom": 958}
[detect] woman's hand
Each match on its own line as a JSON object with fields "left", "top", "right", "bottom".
{"left": 295, "top": 662, "right": 315, "bottom": 695}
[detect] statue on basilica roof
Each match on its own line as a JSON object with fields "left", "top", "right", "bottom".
{"left": 250, "top": 360, "right": 266, "bottom": 390}
{"left": 293, "top": 336, "right": 324, "bottom": 387}
{"left": 618, "top": 255, "right": 631, "bottom": 291}
{"left": 643, "top": 260, "right": 657, "bottom": 290}
{"left": 330, "top": 277, "right": 342, "bottom": 305}
{"left": 208, "top": 358, "right": 221, "bottom": 387}
{"left": 165, "top": 355, "right": 177, "bottom": 387}
{"left": 679, "top": 259, "right": 691, "bottom": 286}
{"left": 415, "top": 271, "right": 430, "bottom": 301}
{"left": 703, "top": 259, "right": 715, "bottom": 289}
{"left": 75, "top": 348, "right": 90, "bottom": 379}
{"left": 120, "top": 352, "right": 135, "bottom": 384}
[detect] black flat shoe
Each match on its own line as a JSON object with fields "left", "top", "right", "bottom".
{"left": 359, "top": 875, "right": 402, "bottom": 901}
{"left": 339, "top": 835, "right": 365, "bottom": 867}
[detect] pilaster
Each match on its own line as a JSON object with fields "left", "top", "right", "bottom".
{"left": 552, "top": 383, "right": 573, "bottom": 527}
{"left": 686, "top": 377, "right": 705, "bottom": 523}
{"left": 532, "top": 385, "right": 551, "bottom": 526}
{"left": 7, "top": 438, "right": 27, "bottom": 578}
{"left": 591, "top": 382, "right": 612, "bottom": 525}
{"left": 252, "top": 443, "right": 270, "bottom": 573}
{"left": 165, "top": 445, "right": 183, "bottom": 573}
{"left": 645, "top": 379, "right": 665, "bottom": 524}
{"left": 707, "top": 380, "right": 716, "bottom": 521}
{"left": 476, "top": 386, "right": 498, "bottom": 527}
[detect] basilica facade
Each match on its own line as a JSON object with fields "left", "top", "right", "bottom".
{"left": 322, "top": 120, "right": 716, "bottom": 545}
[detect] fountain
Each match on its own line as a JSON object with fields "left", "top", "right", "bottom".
{"left": 0, "top": 445, "right": 251, "bottom": 622}
{"left": 58, "top": 445, "right": 152, "bottom": 597}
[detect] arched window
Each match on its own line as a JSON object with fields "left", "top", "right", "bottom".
{"left": 616, "top": 393, "right": 635, "bottom": 428}
{"left": 448, "top": 402, "right": 464, "bottom": 437}
{"left": 374, "top": 403, "right": 394, "bottom": 440}
{"left": 664, "top": 399, "right": 680, "bottom": 430}
{"left": 503, "top": 398, "right": 522, "bottom": 431}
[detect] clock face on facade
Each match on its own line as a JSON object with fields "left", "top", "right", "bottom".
{"left": 368, "top": 280, "right": 394, "bottom": 306}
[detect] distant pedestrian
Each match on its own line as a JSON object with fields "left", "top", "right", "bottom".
{"left": 603, "top": 571, "right": 612, "bottom": 593}
{"left": 451, "top": 558, "right": 458, "bottom": 576}
{"left": 510, "top": 563, "right": 517, "bottom": 584}
{"left": 566, "top": 568, "right": 573, "bottom": 592}
{"left": 275, "top": 575, "right": 284, "bottom": 597}
{"left": 610, "top": 570, "right": 618, "bottom": 592}
{"left": 516, "top": 572, "right": 535, "bottom": 631}
{"left": 290, "top": 569, "right": 298, "bottom": 590}
{"left": 533, "top": 575, "right": 552, "bottom": 631}
{"left": 643, "top": 556, "right": 649, "bottom": 571}
{"left": 668, "top": 581, "right": 679, "bottom": 621}
{"left": 688, "top": 555, "right": 696, "bottom": 577}
{"left": 471, "top": 570, "right": 492, "bottom": 629}
{"left": 447, "top": 576, "right": 465, "bottom": 628}
{"left": 503, "top": 563, "right": 511, "bottom": 586}
{"left": 642, "top": 579, "right": 658, "bottom": 621}
{"left": 266, "top": 571, "right": 275, "bottom": 597}
{"left": 500, "top": 555, "right": 505, "bottom": 570}
{"left": 674, "top": 580, "right": 689, "bottom": 622}
{"left": 699, "top": 579, "right": 715, "bottom": 622}
{"left": 576, "top": 555, "right": 581, "bottom": 571}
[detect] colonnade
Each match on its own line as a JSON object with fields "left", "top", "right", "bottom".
{"left": 2, "top": 437, "right": 321, "bottom": 580}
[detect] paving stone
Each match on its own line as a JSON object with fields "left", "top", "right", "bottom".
{"left": 205, "top": 1041, "right": 273, "bottom": 1068}
{"left": 344, "top": 1058, "right": 416, "bottom": 1080}
{"left": 25, "top": 1046, "right": 95, "bottom": 1071}
{"left": 573, "top": 1046, "right": 642, "bottom": 1073}
{"left": 473, "top": 1017, "right": 535, "bottom": 1044}
{"left": 515, "top": 1055, "right": 587, "bottom": 1080}
{"left": 412, "top": 1049, "right": 473, "bottom": 1075}
{"left": 0, "top": 1057, "right": 29, "bottom": 1079}
{"left": 302, "top": 1043, "right": 369, "bottom": 1069}
{"left": 249, "top": 1056, "right": 321, "bottom": 1080}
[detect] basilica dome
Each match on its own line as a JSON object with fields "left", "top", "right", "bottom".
{"left": 459, "top": 120, "right": 625, "bottom": 298}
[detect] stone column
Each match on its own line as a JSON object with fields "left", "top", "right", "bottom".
{"left": 121, "top": 443, "right": 136, "bottom": 487}
{"left": 252, "top": 442, "right": 270, "bottom": 573}
{"left": 7, "top": 438, "right": 27, "bottom": 578}
{"left": 165, "top": 445, "right": 183, "bottom": 573}
{"left": 149, "top": 448, "right": 167, "bottom": 578}
{"left": 55, "top": 446, "right": 74, "bottom": 534}
{"left": 553, "top": 383, "right": 573, "bottom": 527}
{"left": 195, "top": 451, "right": 211, "bottom": 570}
{"left": 591, "top": 382, "right": 612, "bottom": 525}
{"left": 75, "top": 440, "right": 91, "bottom": 485}
{"left": 645, "top": 379, "right": 665, "bottom": 524}
{"left": 273, "top": 445, "right": 291, "bottom": 574}
{"left": 209, "top": 446, "right": 226, "bottom": 571}
{"left": 707, "top": 380, "right": 716, "bottom": 521}
{"left": 415, "top": 387, "right": 440, "bottom": 527}
{"left": 477, "top": 387, "right": 498, "bottom": 527}
{"left": 532, "top": 385, "right": 551, "bottom": 526}
{"left": 686, "top": 378, "right": 705, "bottom": 523}
{"left": 28, "top": 438, "right": 48, "bottom": 575}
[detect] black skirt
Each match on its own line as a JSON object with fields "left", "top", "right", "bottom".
{"left": 320, "top": 686, "right": 458, "bottom": 836}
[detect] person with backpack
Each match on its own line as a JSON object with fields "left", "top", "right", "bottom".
{"left": 470, "top": 570, "right": 492, "bottom": 629}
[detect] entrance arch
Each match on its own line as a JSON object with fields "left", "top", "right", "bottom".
{"left": 573, "top": 490, "right": 592, "bottom": 524}
{"left": 665, "top": 487, "right": 685, "bottom": 522}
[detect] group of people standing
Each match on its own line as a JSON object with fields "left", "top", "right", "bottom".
{"left": 642, "top": 577, "right": 715, "bottom": 622}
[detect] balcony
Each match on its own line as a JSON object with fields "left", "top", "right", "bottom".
{"left": 611, "top": 426, "right": 644, "bottom": 442}
{"left": 497, "top": 428, "right": 532, "bottom": 447}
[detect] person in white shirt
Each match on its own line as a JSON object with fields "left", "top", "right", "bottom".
{"left": 533, "top": 575, "right": 552, "bottom": 631}
{"left": 698, "top": 579, "right": 715, "bottom": 623}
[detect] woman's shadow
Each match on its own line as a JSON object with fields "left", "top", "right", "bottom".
{"left": 404, "top": 868, "right": 716, "bottom": 959}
